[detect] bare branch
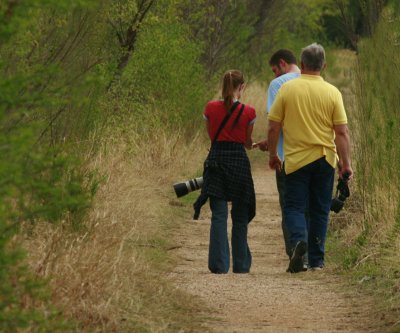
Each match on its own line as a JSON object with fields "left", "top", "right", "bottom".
{"left": 107, "top": 0, "right": 156, "bottom": 91}
{"left": 107, "top": 18, "right": 124, "bottom": 45}
{"left": 36, "top": 106, "right": 67, "bottom": 144}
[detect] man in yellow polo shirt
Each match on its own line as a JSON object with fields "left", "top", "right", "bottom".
{"left": 268, "top": 43, "right": 353, "bottom": 273}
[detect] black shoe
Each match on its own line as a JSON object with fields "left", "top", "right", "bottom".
{"left": 287, "top": 241, "right": 307, "bottom": 273}
{"left": 210, "top": 270, "right": 228, "bottom": 274}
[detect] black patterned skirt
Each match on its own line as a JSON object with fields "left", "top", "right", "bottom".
{"left": 193, "top": 141, "right": 256, "bottom": 222}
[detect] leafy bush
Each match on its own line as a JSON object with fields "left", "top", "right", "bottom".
{"left": 0, "top": 1, "right": 103, "bottom": 330}
{"left": 109, "top": 5, "right": 210, "bottom": 133}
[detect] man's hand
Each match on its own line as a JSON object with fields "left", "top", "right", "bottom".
{"left": 269, "top": 155, "right": 282, "bottom": 171}
{"left": 253, "top": 140, "right": 268, "bottom": 151}
{"left": 334, "top": 124, "right": 353, "bottom": 182}
{"left": 338, "top": 162, "right": 353, "bottom": 182}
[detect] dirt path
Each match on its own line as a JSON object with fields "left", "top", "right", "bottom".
{"left": 170, "top": 164, "right": 380, "bottom": 333}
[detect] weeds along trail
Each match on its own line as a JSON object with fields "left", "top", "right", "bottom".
{"left": 20, "top": 129, "right": 211, "bottom": 332}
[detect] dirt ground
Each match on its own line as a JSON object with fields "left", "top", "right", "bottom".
{"left": 170, "top": 164, "right": 381, "bottom": 333}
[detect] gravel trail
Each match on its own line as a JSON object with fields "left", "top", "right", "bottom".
{"left": 170, "top": 165, "right": 380, "bottom": 333}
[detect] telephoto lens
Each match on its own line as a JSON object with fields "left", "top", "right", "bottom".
{"left": 173, "top": 177, "right": 203, "bottom": 198}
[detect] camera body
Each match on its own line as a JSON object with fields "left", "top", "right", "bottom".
{"left": 330, "top": 193, "right": 347, "bottom": 213}
{"left": 173, "top": 177, "right": 203, "bottom": 198}
{"left": 330, "top": 174, "right": 350, "bottom": 213}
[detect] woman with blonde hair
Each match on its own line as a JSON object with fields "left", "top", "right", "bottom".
{"left": 194, "top": 69, "right": 256, "bottom": 274}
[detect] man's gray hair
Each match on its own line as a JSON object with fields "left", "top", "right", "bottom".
{"left": 301, "top": 43, "right": 325, "bottom": 71}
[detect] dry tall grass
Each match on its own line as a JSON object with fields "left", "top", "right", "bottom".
{"left": 328, "top": 48, "right": 400, "bottom": 249}
{"left": 242, "top": 81, "right": 269, "bottom": 141}
{"left": 20, "top": 120, "right": 210, "bottom": 332}
{"left": 326, "top": 46, "right": 400, "bottom": 330}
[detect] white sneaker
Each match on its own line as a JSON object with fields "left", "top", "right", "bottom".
{"left": 309, "top": 266, "right": 323, "bottom": 271}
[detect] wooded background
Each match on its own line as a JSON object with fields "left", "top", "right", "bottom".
{"left": 1, "top": 0, "right": 399, "bottom": 331}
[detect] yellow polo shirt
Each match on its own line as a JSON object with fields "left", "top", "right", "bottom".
{"left": 268, "top": 74, "right": 347, "bottom": 174}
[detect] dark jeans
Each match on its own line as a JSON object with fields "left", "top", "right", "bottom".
{"left": 276, "top": 168, "right": 291, "bottom": 257}
{"left": 284, "top": 157, "right": 334, "bottom": 268}
{"left": 276, "top": 167, "right": 309, "bottom": 260}
{"left": 208, "top": 196, "right": 252, "bottom": 273}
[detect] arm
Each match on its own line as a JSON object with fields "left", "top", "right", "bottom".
{"left": 334, "top": 124, "right": 353, "bottom": 179}
{"left": 205, "top": 119, "right": 211, "bottom": 139}
{"left": 244, "top": 124, "right": 254, "bottom": 150}
{"left": 267, "top": 120, "right": 282, "bottom": 171}
{"left": 267, "top": 81, "right": 279, "bottom": 113}
{"left": 203, "top": 102, "right": 212, "bottom": 140}
{"left": 255, "top": 81, "right": 279, "bottom": 151}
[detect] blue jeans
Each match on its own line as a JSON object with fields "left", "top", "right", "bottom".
{"left": 276, "top": 167, "right": 309, "bottom": 260}
{"left": 208, "top": 196, "right": 252, "bottom": 273}
{"left": 276, "top": 168, "right": 291, "bottom": 257}
{"left": 284, "top": 157, "right": 334, "bottom": 268}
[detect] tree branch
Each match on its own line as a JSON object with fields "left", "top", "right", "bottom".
{"left": 107, "top": 0, "right": 156, "bottom": 91}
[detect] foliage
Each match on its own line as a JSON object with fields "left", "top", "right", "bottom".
{"left": 177, "top": 0, "right": 365, "bottom": 80}
{"left": 111, "top": 5, "right": 209, "bottom": 132}
{"left": 0, "top": 240, "right": 72, "bottom": 332}
{"left": 0, "top": 0, "right": 211, "bottom": 330}
{"left": 177, "top": 0, "right": 258, "bottom": 78}
{"left": 0, "top": 0, "right": 107, "bottom": 330}
{"left": 321, "top": 0, "right": 388, "bottom": 50}
{"left": 265, "top": 0, "right": 336, "bottom": 50}
{"left": 327, "top": 2, "right": 400, "bottom": 328}
{"left": 3, "top": 0, "right": 397, "bottom": 330}
{"left": 0, "top": 1, "right": 106, "bottom": 225}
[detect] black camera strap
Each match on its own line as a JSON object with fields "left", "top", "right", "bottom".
{"left": 213, "top": 101, "right": 244, "bottom": 143}
{"left": 231, "top": 103, "right": 246, "bottom": 129}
